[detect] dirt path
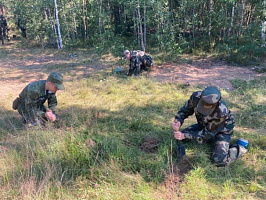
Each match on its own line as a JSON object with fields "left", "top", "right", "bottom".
{"left": 0, "top": 42, "right": 264, "bottom": 99}
{"left": 149, "top": 58, "right": 264, "bottom": 90}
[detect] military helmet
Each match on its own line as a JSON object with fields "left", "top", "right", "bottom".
{"left": 197, "top": 86, "right": 221, "bottom": 115}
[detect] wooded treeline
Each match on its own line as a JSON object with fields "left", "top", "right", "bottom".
{"left": 1, "top": 0, "right": 266, "bottom": 61}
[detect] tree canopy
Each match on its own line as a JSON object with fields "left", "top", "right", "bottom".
{"left": 1, "top": 0, "right": 266, "bottom": 63}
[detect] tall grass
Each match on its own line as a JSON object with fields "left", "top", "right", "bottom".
{"left": 0, "top": 54, "right": 265, "bottom": 199}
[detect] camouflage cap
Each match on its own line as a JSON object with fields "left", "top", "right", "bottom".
{"left": 197, "top": 86, "right": 221, "bottom": 115}
{"left": 123, "top": 49, "right": 130, "bottom": 59}
{"left": 47, "top": 72, "right": 65, "bottom": 90}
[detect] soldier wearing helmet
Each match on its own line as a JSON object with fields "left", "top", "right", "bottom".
{"left": 123, "top": 49, "right": 153, "bottom": 76}
{"left": 172, "top": 86, "right": 248, "bottom": 167}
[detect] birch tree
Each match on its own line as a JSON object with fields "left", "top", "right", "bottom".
{"left": 54, "top": 0, "right": 63, "bottom": 49}
{"left": 262, "top": 0, "right": 266, "bottom": 47}
{"left": 229, "top": 1, "right": 235, "bottom": 36}
{"left": 137, "top": 0, "right": 145, "bottom": 51}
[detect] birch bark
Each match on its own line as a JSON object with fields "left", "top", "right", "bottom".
{"left": 54, "top": 0, "right": 63, "bottom": 49}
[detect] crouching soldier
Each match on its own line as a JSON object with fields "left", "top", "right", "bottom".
{"left": 12, "top": 72, "right": 65, "bottom": 127}
{"left": 123, "top": 49, "right": 153, "bottom": 76}
{"left": 172, "top": 86, "right": 248, "bottom": 167}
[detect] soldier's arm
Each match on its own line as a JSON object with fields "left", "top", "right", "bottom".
{"left": 202, "top": 114, "right": 234, "bottom": 139}
{"left": 127, "top": 58, "right": 135, "bottom": 76}
{"left": 24, "top": 91, "right": 46, "bottom": 120}
{"left": 181, "top": 119, "right": 227, "bottom": 140}
{"left": 175, "top": 94, "right": 195, "bottom": 125}
{"left": 47, "top": 94, "right": 57, "bottom": 113}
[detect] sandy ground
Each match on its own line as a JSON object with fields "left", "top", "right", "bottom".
{"left": 149, "top": 58, "right": 264, "bottom": 90}
{"left": 1, "top": 42, "right": 264, "bottom": 100}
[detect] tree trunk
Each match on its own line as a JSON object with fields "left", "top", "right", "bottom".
{"left": 98, "top": 0, "right": 102, "bottom": 41}
{"left": 113, "top": 5, "right": 121, "bottom": 35}
{"left": 192, "top": 7, "right": 195, "bottom": 47}
{"left": 82, "top": 0, "right": 87, "bottom": 40}
{"left": 144, "top": 1, "right": 147, "bottom": 49}
{"left": 136, "top": 9, "right": 140, "bottom": 48}
{"left": 48, "top": 8, "right": 59, "bottom": 48}
{"left": 246, "top": 4, "right": 252, "bottom": 26}
{"left": 229, "top": 1, "right": 235, "bottom": 37}
{"left": 137, "top": 0, "right": 145, "bottom": 51}
{"left": 208, "top": 0, "right": 213, "bottom": 42}
{"left": 262, "top": 0, "right": 266, "bottom": 47}
{"left": 62, "top": 6, "right": 70, "bottom": 40}
{"left": 71, "top": 0, "right": 78, "bottom": 39}
{"left": 238, "top": 0, "right": 245, "bottom": 36}
{"left": 133, "top": 8, "right": 137, "bottom": 40}
{"left": 54, "top": 0, "right": 63, "bottom": 49}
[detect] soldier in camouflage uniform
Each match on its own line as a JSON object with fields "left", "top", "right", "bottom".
{"left": 172, "top": 86, "right": 248, "bottom": 167}
{"left": 13, "top": 72, "right": 65, "bottom": 126}
{"left": 0, "top": 15, "right": 7, "bottom": 45}
{"left": 123, "top": 49, "right": 153, "bottom": 76}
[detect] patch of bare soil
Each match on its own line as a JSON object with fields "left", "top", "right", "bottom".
{"left": 149, "top": 57, "right": 265, "bottom": 90}
{"left": 1, "top": 41, "right": 264, "bottom": 99}
{"left": 140, "top": 135, "right": 160, "bottom": 153}
{"left": 158, "top": 158, "right": 193, "bottom": 199}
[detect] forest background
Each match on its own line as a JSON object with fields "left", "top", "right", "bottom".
{"left": 0, "top": 0, "right": 265, "bottom": 199}
{"left": 2, "top": 0, "right": 266, "bottom": 64}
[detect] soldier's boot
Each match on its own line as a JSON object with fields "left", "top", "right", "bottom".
{"left": 236, "top": 138, "right": 248, "bottom": 158}
{"left": 229, "top": 140, "right": 248, "bottom": 164}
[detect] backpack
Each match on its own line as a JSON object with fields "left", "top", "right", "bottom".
{"left": 142, "top": 54, "right": 153, "bottom": 67}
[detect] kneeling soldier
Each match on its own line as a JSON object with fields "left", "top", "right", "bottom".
{"left": 123, "top": 49, "right": 153, "bottom": 76}
{"left": 13, "top": 72, "right": 65, "bottom": 127}
{"left": 172, "top": 86, "right": 248, "bottom": 166}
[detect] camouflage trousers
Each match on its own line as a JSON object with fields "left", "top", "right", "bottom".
{"left": 182, "top": 124, "right": 247, "bottom": 167}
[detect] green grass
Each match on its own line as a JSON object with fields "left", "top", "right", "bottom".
{"left": 0, "top": 47, "right": 265, "bottom": 199}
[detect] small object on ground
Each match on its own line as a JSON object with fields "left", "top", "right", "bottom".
{"left": 115, "top": 66, "right": 122, "bottom": 73}
{"left": 237, "top": 138, "right": 248, "bottom": 148}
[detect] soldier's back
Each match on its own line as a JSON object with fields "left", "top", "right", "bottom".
{"left": 131, "top": 50, "right": 145, "bottom": 57}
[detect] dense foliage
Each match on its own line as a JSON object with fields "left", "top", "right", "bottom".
{"left": 1, "top": 0, "right": 266, "bottom": 61}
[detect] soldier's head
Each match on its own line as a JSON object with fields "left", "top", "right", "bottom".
{"left": 197, "top": 86, "right": 221, "bottom": 115}
{"left": 46, "top": 72, "right": 65, "bottom": 93}
{"left": 123, "top": 49, "right": 130, "bottom": 60}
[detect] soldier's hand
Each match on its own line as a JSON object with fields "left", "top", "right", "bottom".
{"left": 45, "top": 111, "right": 56, "bottom": 122}
{"left": 174, "top": 131, "right": 185, "bottom": 140}
{"left": 172, "top": 120, "right": 181, "bottom": 131}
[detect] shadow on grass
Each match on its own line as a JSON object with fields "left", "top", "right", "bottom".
{"left": 0, "top": 76, "right": 265, "bottom": 199}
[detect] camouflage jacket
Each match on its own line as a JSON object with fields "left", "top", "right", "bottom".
{"left": 127, "top": 50, "right": 145, "bottom": 75}
{"left": 175, "top": 91, "right": 235, "bottom": 140}
{"left": 19, "top": 80, "right": 57, "bottom": 119}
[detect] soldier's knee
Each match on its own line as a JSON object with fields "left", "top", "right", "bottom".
{"left": 212, "top": 153, "right": 227, "bottom": 167}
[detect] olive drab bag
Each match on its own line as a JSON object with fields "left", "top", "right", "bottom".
{"left": 12, "top": 97, "right": 19, "bottom": 110}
